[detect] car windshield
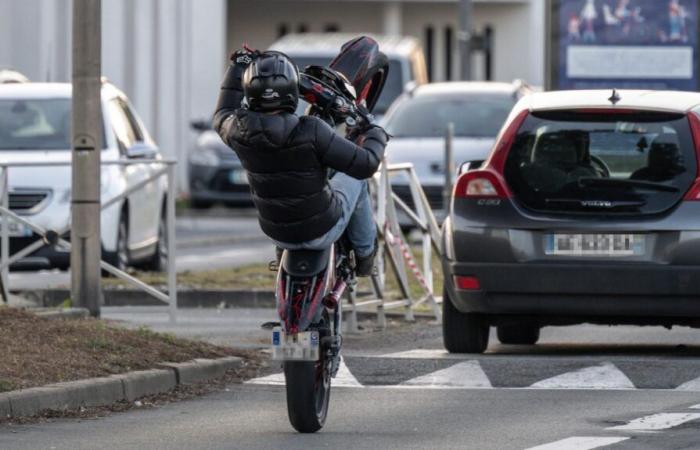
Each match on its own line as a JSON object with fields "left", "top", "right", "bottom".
{"left": 385, "top": 94, "right": 516, "bottom": 138}
{"left": 504, "top": 111, "right": 697, "bottom": 215}
{"left": 290, "top": 56, "right": 404, "bottom": 116}
{"left": 0, "top": 98, "right": 72, "bottom": 150}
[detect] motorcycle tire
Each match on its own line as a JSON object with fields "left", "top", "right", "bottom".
{"left": 284, "top": 358, "right": 331, "bottom": 433}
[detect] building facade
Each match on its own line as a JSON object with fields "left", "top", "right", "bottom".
{"left": 0, "top": 0, "right": 544, "bottom": 193}
{"left": 227, "top": 0, "right": 546, "bottom": 86}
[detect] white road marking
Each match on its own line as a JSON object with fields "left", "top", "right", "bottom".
{"left": 246, "top": 357, "right": 362, "bottom": 388}
{"left": 606, "top": 412, "right": 700, "bottom": 431}
{"left": 689, "top": 404, "right": 700, "bottom": 409}
{"left": 524, "top": 436, "right": 629, "bottom": 450}
{"left": 380, "top": 349, "right": 456, "bottom": 359}
{"left": 675, "top": 375, "right": 700, "bottom": 391}
{"left": 530, "top": 363, "right": 635, "bottom": 390}
{"left": 400, "top": 361, "right": 492, "bottom": 389}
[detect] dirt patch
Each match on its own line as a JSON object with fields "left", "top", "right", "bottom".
{"left": 0, "top": 307, "right": 248, "bottom": 393}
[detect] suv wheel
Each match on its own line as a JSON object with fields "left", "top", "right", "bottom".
{"left": 497, "top": 324, "right": 540, "bottom": 345}
{"left": 143, "top": 214, "right": 167, "bottom": 272}
{"left": 103, "top": 213, "right": 129, "bottom": 274}
{"left": 442, "top": 287, "right": 489, "bottom": 354}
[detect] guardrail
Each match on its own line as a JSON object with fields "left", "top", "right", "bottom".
{"left": 341, "top": 159, "right": 442, "bottom": 332}
{"left": 0, "top": 159, "right": 178, "bottom": 322}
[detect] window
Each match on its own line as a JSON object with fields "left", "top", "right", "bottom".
{"left": 108, "top": 98, "right": 142, "bottom": 149}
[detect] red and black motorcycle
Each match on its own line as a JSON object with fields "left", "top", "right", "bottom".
{"left": 267, "top": 37, "right": 388, "bottom": 433}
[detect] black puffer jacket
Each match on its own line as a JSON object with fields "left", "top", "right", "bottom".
{"left": 213, "top": 60, "right": 388, "bottom": 243}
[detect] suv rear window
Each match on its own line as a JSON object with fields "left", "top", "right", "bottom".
{"left": 504, "top": 111, "right": 697, "bottom": 215}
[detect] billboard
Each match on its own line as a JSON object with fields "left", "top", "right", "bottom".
{"left": 549, "top": 0, "right": 700, "bottom": 91}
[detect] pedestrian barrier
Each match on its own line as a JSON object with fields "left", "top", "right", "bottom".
{"left": 342, "top": 160, "right": 443, "bottom": 332}
{"left": 0, "top": 159, "right": 178, "bottom": 322}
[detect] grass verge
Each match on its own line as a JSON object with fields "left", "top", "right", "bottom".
{"left": 0, "top": 307, "right": 244, "bottom": 393}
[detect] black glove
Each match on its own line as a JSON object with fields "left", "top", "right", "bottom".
{"left": 222, "top": 48, "right": 261, "bottom": 91}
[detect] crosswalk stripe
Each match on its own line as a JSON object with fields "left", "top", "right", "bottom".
{"left": 530, "top": 363, "right": 635, "bottom": 390}
{"left": 380, "top": 349, "right": 455, "bottom": 359}
{"left": 400, "top": 361, "right": 492, "bottom": 389}
{"left": 246, "top": 357, "right": 362, "bottom": 388}
{"left": 606, "top": 412, "right": 700, "bottom": 431}
{"left": 675, "top": 375, "right": 700, "bottom": 391}
{"left": 524, "top": 436, "right": 629, "bottom": 450}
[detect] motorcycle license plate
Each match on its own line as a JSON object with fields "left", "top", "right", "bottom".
{"left": 271, "top": 327, "right": 320, "bottom": 361}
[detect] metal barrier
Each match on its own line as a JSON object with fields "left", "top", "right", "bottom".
{"left": 0, "top": 159, "right": 178, "bottom": 322}
{"left": 341, "top": 159, "right": 443, "bottom": 332}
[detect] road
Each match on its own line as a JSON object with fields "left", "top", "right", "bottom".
{"left": 7, "top": 213, "right": 274, "bottom": 291}
{"left": 4, "top": 307, "right": 700, "bottom": 449}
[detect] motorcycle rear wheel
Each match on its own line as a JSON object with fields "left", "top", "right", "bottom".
{"left": 284, "top": 358, "right": 330, "bottom": 433}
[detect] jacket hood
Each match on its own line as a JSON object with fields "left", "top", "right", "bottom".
{"left": 232, "top": 110, "right": 300, "bottom": 149}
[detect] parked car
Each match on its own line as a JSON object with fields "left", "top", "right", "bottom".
{"left": 383, "top": 81, "right": 532, "bottom": 219}
{"left": 0, "top": 82, "right": 168, "bottom": 271}
{"left": 269, "top": 33, "right": 428, "bottom": 120}
{"left": 0, "top": 69, "right": 29, "bottom": 84}
{"left": 188, "top": 120, "right": 251, "bottom": 208}
{"left": 442, "top": 89, "right": 700, "bottom": 353}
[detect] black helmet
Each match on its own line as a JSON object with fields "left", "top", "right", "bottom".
{"left": 243, "top": 51, "right": 299, "bottom": 113}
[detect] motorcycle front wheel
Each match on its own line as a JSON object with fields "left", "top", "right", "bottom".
{"left": 284, "top": 357, "right": 331, "bottom": 433}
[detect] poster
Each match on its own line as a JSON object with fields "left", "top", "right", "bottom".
{"left": 551, "top": 0, "right": 699, "bottom": 90}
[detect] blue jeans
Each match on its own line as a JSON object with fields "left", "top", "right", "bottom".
{"left": 273, "top": 172, "right": 376, "bottom": 257}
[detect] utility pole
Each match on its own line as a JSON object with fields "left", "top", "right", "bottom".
{"left": 71, "top": 0, "right": 102, "bottom": 317}
{"left": 458, "top": 0, "right": 473, "bottom": 80}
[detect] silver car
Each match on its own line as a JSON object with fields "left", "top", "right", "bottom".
{"left": 442, "top": 89, "right": 700, "bottom": 353}
{"left": 382, "top": 81, "right": 532, "bottom": 218}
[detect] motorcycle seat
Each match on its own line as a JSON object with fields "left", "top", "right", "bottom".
{"left": 281, "top": 247, "right": 332, "bottom": 277}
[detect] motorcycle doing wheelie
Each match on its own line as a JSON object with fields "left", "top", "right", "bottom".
{"left": 266, "top": 37, "right": 389, "bottom": 434}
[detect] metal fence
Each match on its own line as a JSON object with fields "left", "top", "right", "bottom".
{"left": 0, "top": 159, "right": 178, "bottom": 322}
{"left": 342, "top": 160, "right": 443, "bottom": 332}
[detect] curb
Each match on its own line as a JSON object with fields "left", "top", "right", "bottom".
{"left": 177, "top": 234, "right": 268, "bottom": 249}
{"left": 0, "top": 356, "right": 243, "bottom": 419}
{"left": 32, "top": 307, "right": 90, "bottom": 320}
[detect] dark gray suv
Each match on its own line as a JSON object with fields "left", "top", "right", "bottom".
{"left": 441, "top": 89, "right": 700, "bottom": 353}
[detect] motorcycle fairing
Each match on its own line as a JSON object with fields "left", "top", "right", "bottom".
{"left": 329, "top": 36, "right": 389, "bottom": 113}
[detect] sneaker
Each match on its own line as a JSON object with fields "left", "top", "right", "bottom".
{"left": 355, "top": 239, "right": 378, "bottom": 277}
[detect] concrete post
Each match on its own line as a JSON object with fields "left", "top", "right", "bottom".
{"left": 71, "top": 0, "right": 103, "bottom": 317}
{"left": 458, "top": 0, "right": 473, "bottom": 80}
{"left": 443, "top": 122, "right": 455, "bottom": 214}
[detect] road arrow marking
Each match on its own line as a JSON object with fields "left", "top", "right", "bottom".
{"left": 400, "top": 361, "right": 492, "bottom": 389}
{"left": 530, "top": 363, "right": 635, "bottom": 390}
{"left": 606, "top": 412, "right": 700, "bottom": 431}
{"left": 525, "top": 436, "right": 629, "bottom": 450}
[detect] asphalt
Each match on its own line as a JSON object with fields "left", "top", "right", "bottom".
{"left": 5, "top": 307, "right": 700, "bottom": 448}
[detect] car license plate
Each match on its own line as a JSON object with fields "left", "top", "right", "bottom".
{"left": 545, "top": 233, "right": 645, "bottom": 256}
{"left": 271, "top": 327, "right": 320, "bottom": 361}
{"left": 1, "top": 219, "right": 31, "bottom": 238}
{"left": 228, "top": 169, "right": 248, "bottom": 185}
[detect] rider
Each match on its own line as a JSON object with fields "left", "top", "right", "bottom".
{"left": 213, "top": 48, "right": 388, "bottom": 276}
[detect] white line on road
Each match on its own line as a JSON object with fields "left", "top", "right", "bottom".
{"left": 689, "top": 404, "right": 700, "bottom": 409}
{"left": 400, "top": 361, "right": 492, "bottom": 389}
{"left": 530, "top": 363, "right": 635, "bottom": 390}
{"left": 606, "top": 412, "right": 700, "bottom": 431}
{"left": 674, "top": 375, "right": 700, "bottom": 391}
{"left": 524, "top": 436, "right": 629, "bottom": 450}
{"left": 246, "top": 357, "right": 362, "bottom": 388}
{"left": 380, "top": 349, "right": 456, "bottom": 359}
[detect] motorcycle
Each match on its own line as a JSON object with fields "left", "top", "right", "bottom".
{"left": 265, "top": 36, "right": 389, "bottom": 433}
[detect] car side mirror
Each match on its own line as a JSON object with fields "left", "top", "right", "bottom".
{"left": 190, "top": 119, "right": 212, "bottom": 132}
{"left": 126, "top": 142, "right": 157, "bottom": 159}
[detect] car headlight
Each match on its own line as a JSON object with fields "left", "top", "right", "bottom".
{"left": 189, "top": 147, "right": 220, "bottom": 167}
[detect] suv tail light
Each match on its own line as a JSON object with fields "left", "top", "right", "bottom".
{"left": 454, "top": 169, "right": 511, "bottom": 199}
{"left": 685, "top": 112, "right": 700, "bottom": 200}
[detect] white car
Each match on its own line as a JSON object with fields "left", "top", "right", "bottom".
{"left": 0, "top": 81, "right": 168, "bottom": 271}
{"left": 382, "top": 81, "right": 533, "bottom": 220}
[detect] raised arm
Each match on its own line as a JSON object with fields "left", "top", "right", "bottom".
{"left": 312, "top": 119, "right": 389, "bottom": 179}
{"left": 212, "top": 50, "right": 257, "bottom": 146}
